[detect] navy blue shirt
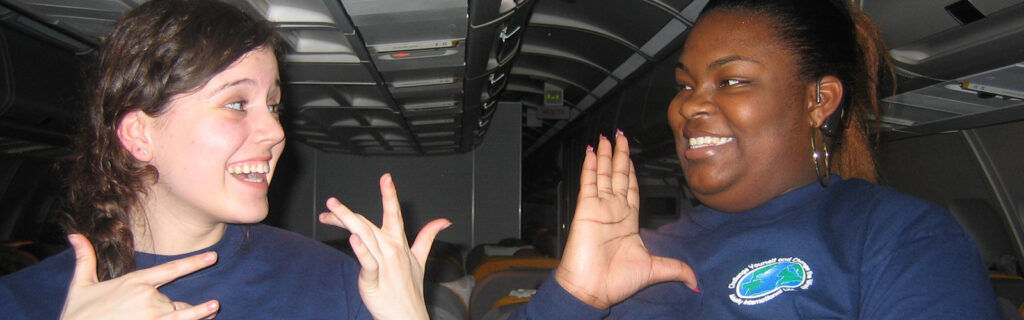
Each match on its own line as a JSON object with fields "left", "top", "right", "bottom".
{"left": 516, "top": 176, "right": 1001, "bottom": 319}
{"left": 0, "top": 224, "right": 371, "bottom": 319}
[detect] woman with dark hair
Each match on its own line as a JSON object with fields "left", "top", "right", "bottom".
{"left": 514, "top": 0, "right": 1000, "bottom": 318}
{"left": 0, "top": 0, "right": 447, "bottom": 319}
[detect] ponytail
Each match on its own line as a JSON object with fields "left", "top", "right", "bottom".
{"left": 830, "top": 5, "right": 895, "bottom": 183}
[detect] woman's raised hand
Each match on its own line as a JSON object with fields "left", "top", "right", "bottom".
{"left": 60, "top": 234, "right": 220, "bottom": 320}
{"left": 318, "top": 173, "right": 452, "bottom": 320}
{"left": 554, "top": 132, "right": 698, "bottom": 310}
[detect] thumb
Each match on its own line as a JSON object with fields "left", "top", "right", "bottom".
{"left": 68, "top": 234, "right": 99, "bottom": 287}
{"left": 649, "top": 255, "right": 699, "bottom": 293}
{"left": 409, "top": 219, "right": 452, "bottom": 269}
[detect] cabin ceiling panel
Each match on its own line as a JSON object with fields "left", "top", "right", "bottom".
{"left": 3, "top": 0, "right": 1022, "bottom": 158}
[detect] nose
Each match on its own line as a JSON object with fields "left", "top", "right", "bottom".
{"left": 680, "top": 86, "right": 715, "bottom": 120}
{"left": 252, "top": 105, "right": 285, "bottom": 145}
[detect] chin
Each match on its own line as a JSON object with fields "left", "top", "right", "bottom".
{"left": 223, "top": 206, "right": 270, "bottom": 224}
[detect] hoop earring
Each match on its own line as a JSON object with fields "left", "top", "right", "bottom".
{"left": 810, "top": 127, "right": 830, "bottom": 187}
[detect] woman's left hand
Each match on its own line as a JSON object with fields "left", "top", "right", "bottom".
{"left": 319, "top": 173, "right": 452, "bottom": 320}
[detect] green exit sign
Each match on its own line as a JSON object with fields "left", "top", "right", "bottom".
{"left": 544, "top": 89, "right": 563, "bottom": 106}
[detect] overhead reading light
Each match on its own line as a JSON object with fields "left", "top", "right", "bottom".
{"left": 410, "top": 118, "right": 456, "bottom": 126}
{"left": 374, "top": 39, "right": 459, "bottom": 53}
{"left": 403, "top": 100, "right": 458, "bottom": 111}
{"left": 380, "top": 48, "right": 458, "bottom": 60}
{"left": 960, "top": 82, "right": 1024, "bottom": 100}
{"left": 417, "top": 131, "right": 455, "bottom": 138}
{"left": 391, "top": 77, "right": 458, "bottom": 88}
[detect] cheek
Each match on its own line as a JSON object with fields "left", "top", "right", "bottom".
{"left": 667, "top": 100, "right": 685, "bottom": 130}
{"left": 179, "top": 120, "right": 249, "bottom": 168}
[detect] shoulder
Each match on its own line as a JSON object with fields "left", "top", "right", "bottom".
{"left": 0, "top": 250, "right": 74, "bottom": 319}
{"left": 1, "top": 249, "right": 74, "bottom": 288}
{"left": 827, "top": 178, "right": 965, "bottom": 240}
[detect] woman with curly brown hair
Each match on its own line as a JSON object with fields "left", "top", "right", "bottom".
{"left": 0, "top": 0, "right": 447, "bottom": 319}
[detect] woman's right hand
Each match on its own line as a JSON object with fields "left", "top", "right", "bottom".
{"left": 554, "top": 132, "right": 699, "bottom": 310}
{"left": 60, "top": 234, "right": 221, "bottom": 320}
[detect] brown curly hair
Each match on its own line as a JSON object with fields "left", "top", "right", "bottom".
{"left": 62, "top": 0, "right": 277, "bottom": 281}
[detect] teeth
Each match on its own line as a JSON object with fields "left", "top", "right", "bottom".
{"left": 688, "top": 136, "right": 734, "bottom": 149}
{"left": 242, "top": 174, "right": 264, "bottom": 183}
{"left": 228, "top": 162, "right": 270, "bottom": 175}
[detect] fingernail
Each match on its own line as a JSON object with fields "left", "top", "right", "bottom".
{"left": 443, "top": 222, "right": 453, "bottom": 229}
{"left": 615, "top": 129, "right": 624, "bottom": 137}
{"left": 208, "top": 301, "right": 219, "bottom": 310}
{"left": 599, "top": 134, "right": 606, "bottom": 140}
{"left": 204, "top": 252, "right": 216, "bottom": 262}
{"left": 692, "top": 287, "right": 701, "bottom": 294}
{"left": 586, "top": 145, "right": 594, "bottom": 152}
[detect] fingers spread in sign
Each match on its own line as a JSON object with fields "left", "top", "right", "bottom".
{"left": 68, "top": 234, "right": 100, "bottom": 287}
{"left": 627, "top": 159, "right": 640, "bottom": 209}
{"left": 611, "top": 131, "right": 631, "bottom": 198}
{"left": 349, "top": 233, "right": 379, "bottom": 278}
{"left": 320, "top": 197, "right": 389, "bottom": 278}
{"left": 131, "top": 251, "right": 217, "bottom": 288}
{"left": 161, "top": 300, "right": 220, "bottom": 320}
{"left": 378, "top": 173, "right": 406, "bottom": 239}
{"left": 318, "top": 197, "right": 353, "bottom": 230}
{"left": 578, "top": 144, "right": 599, "bottom": 203}
{"left": 650, "top": 255, "right": 699, "bottom": 292}
{"left": 595, "top": 135, "right": 614, "bottom": 197}
{"left": 410, "top": 218, "right": 452, "bottom": 268}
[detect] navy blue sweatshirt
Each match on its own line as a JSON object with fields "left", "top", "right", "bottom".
{"left": 1, "top": 224, "right": 371, "bottom": 319}
{"left": 515, "top": 176, "right": 1000, "bottom": 319}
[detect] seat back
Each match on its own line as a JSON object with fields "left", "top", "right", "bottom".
{"left": 469, "top": 268, "right": 551, "bottom": 320}
{"left": 947, "top": 198, "right": 1020, "bottom": 275}
{"left": 426, "top": 281, "right": 469, "bottom": 320}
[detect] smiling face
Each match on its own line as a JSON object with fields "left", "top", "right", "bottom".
{"left": 668, "top": 10, "right": 818, "bottom": 212}
{"left": 140, "top": 46, "right": 285, "bottom": 227}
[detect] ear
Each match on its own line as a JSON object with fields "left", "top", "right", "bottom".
{"left": 806, "top": 75, "right": 844, "bottom": 127}
{"left": 116, "top": 110, "right": 154, "bottom": 162}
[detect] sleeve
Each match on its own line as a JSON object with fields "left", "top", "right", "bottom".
{"left": 859, "top": 201, "right": 1001, "bottom": 319}
{"left": 339, "top": 254, "right": 373, "bottom": 320}
{"left": 0, "top": 281, "right": 30, "bottom": 320}
{"left": 508, "top": 274, "right": 609, "bottom": 320}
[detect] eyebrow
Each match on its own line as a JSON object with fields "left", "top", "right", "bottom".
{"left": 212, "top": 79, "right": 255, "bottom": 95}
{"left": 675, "top": 55, "right": 763, "bottom": 73}
{"left": 212, "top": 78, "right": 282, "bottom": 95}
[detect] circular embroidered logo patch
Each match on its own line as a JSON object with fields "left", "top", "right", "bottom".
{"left": 728, "top": 257, "right": 813, "bottom": 305}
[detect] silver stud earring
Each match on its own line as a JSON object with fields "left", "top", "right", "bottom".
{"left": 137, "top": 147, "right": 149, "bottom": 155}
{"left": 816, "top": 80, "right": 822, "bottom": 104}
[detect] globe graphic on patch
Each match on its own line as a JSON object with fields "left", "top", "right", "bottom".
{"left": 737, "top": 262, "right": 806, "bottom": 298}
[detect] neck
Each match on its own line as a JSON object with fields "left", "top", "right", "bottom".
{"left": 132, "top": 191, "right": 228, "bottom": 255}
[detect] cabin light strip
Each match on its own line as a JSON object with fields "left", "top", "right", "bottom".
{"left": 404, "top": 101, "right": 458, "bottom": 111}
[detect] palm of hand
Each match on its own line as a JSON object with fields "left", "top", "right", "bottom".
{"left": 559, "top": 194, "right": 656, "bottom": 308}
{"left": 555, "top": 133, "right": 697, "bottom": 310}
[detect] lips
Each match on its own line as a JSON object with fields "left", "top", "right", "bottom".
{"left": 683, "top": 134, "right": 735, "bottom": 160}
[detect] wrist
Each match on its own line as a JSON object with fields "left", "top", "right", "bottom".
{"left": 554, "top": 269, "right": 609, "bottom": 310}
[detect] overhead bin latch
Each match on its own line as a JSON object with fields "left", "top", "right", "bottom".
{"left": 499, "top": 25, "right": 521, "bottom": 42}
